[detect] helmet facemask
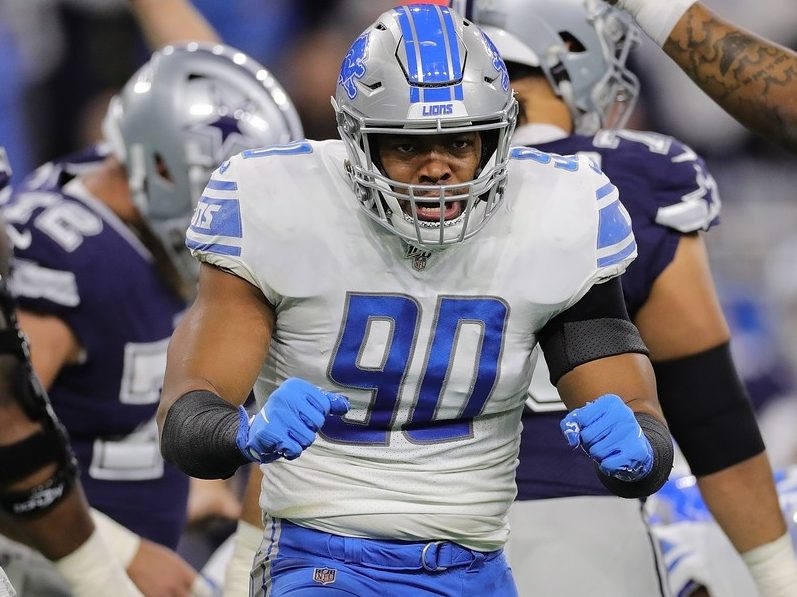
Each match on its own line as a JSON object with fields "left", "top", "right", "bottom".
{"left": 334, "top": 5, "right": 518, "bottom": 251}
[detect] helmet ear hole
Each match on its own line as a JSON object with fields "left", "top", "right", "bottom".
{"left": 558, "top": 31, "right": 585, "bottom": 53}
{"left": 154, "top": 154, "right": 172, "bottom": 182}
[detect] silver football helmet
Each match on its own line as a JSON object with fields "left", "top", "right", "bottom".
{"left": 333, "top": 4, "right": 518, "bottom": 250}
{"left": 102, "top": 42, "right": 303, "bottom": 285}
{"left": 464, "top": 0, "right": 639, "bottom": 133}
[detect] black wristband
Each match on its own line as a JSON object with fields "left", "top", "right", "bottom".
{"left": 160, "top": 390, "right": 249, "bottom": 479}
{"left": 596, "top": 413, "right": 674, "bottom": 499}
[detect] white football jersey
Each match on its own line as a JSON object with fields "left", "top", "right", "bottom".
{"left": 186, "top": 139, "right": 636, "bottom": 550}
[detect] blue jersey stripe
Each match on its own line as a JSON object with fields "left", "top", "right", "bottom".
{"left": 598, "top": 199, "right": 632, "bottom": 248}
{"left": 595, "top": 182, "right": 616, "bottom": 200}
{"left": 597, "top": 238, "right": 637, "bottom": 268}
{"left": 185, "top": 238, "right": 241, "bottom": 257}
{"left": 242, "top": 142, "right": 312, "bottom": 159}
{"left": 206, "top": 179, "right": 238, "bottom": 191}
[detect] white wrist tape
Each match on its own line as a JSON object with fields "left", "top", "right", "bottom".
{"left": 617, "top": 0, "right": 697, "bottom": 46}
{"left": 742, "top": 532, "right": 797, "bottom": 597}
{"left": 54, "top": 530, "right": 143, "bottom": 597}
{"left": 222, "top": 520, "right": 263, "bottom": 597}
{"left": 89, "top": 508, "right": 142, "bottom": 569}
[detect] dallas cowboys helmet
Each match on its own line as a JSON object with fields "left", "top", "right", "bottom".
{"left": 461, "top": 0, "right": 639, "bottom": 133}
{"left": 333, "top": 4, "right": 517, "bottom": 250}
{"left": 102, "top": 42, "right": 303, "bottom": 285}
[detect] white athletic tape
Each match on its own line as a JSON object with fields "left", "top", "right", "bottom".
{"left": 222, "top": 520, "right": 263, "bottom": 597}
{"left": 54, "top": 530, "right": 143, "bottom": 597}
{"left": 742, "top": 532, "right": 797, "bottom": 597}
{"left": 617, "top": 0, "right": 697, "bottom": 46}
{"left": 90, "top": 508, "right": 141, "bottom": 568}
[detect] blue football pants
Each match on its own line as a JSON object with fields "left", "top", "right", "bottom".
{"left": 250, "top": 518, "right": 518, "bottom": 596}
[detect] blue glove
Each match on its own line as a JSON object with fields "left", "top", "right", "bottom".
{"left": 236, "top": 378, "right": 350, "bottom": 464}
{"left": 560, "top": 394, "right": 653, "bottom": 481}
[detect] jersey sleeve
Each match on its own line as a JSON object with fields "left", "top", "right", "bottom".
{"left": 186, "top": 156, "right": 259, "bottom": 278}
{"left": 587, "top": 130, "right": 722, "bottom": 315}
{"left": 650, "top": 137, "right": 721, "bottom": 233}
{"left": 591, "top": 163, "right": 637, "bottom": 281}
{"left": 595, "top": 130, "right": 722, "bottom": 233}
{"left": 567, "top": 152, "right": 638, "bottom": 299}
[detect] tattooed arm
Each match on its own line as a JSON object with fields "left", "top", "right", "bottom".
{"left": 664, "top": 3, "right": 797, "bottom": 152}
{"left": 609, "top": 0, "right": 797, "bottom": 152}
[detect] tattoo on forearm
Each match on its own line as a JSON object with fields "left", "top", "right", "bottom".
{"left": 664, "top": 8, "right": 797, "bottom": 148}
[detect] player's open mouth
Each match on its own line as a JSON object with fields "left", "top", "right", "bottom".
{"left": 401, "top": 199, "right": 464, "bottom": 226}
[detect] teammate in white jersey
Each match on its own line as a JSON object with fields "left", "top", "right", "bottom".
{"left": 157, "top": 5, "right": 674, "bottom": 595}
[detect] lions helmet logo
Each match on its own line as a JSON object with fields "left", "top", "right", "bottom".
{"left": 339, "top": 33, "right": 369, "bottom": 100}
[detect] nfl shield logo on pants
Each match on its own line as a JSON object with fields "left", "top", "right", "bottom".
{"left": 312, "top": 567, "right": 337, "bottom": 585}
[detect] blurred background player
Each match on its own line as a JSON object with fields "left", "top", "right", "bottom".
{"left": 0, "top": 147, "right": 141, "bottom": 596}
{"left": 459, "top": 0, "right": 797, "bottom": 595}
{"left": 650, "top": 466, "right": 797, "bottom": 597}
{"left": 0, "top": 41, "right": 303, "bottom": 597}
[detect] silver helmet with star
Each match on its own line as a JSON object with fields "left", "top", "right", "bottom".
{"left": 102, "top": 42, "right": 303, "bottom": 286}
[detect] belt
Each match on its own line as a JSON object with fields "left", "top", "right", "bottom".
{"left": 277, "top": 521, "right": 501, "bottom": 572}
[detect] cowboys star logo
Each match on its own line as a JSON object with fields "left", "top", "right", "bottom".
{"left": 186, "top": 78, "right": 257, "bottom": 163}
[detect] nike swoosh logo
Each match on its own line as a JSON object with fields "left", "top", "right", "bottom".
{"left": 6, "top": 226, "right": 31, "bottom": 250}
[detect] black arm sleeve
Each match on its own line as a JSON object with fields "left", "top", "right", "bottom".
{"left": 653, "top": 342, "right": 765, "bottom": 476}
{"left": 538, "top": 278, "right": 649, "bottom": 385}
{"left": 160, "top": 390, "right": 250, "bottom": 480}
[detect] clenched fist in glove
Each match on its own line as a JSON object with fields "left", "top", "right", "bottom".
{"left": 236, "top": 378, "right": 350, "bottom": 464}
{"left": 561, "top": 394, "right": 673, "bottom": 497}
{"left": 560, "top": 394, "right": 653, "bottom": 481}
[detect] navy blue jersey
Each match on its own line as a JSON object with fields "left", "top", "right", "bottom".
{"left": 515, "top": 127, "right": 720, "bottom": 500}
{"left": 1, "top": 146, "right": 190, "bottom": 547}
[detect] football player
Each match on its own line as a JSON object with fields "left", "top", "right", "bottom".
{"left": 0, "top": 149, "right": 142, "bottom": 596}
{"left": 0, "top": 44, "right": 302, "bottom": 596}
{"left": 157, "top": 5, "right": 674, "bottom": 595}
